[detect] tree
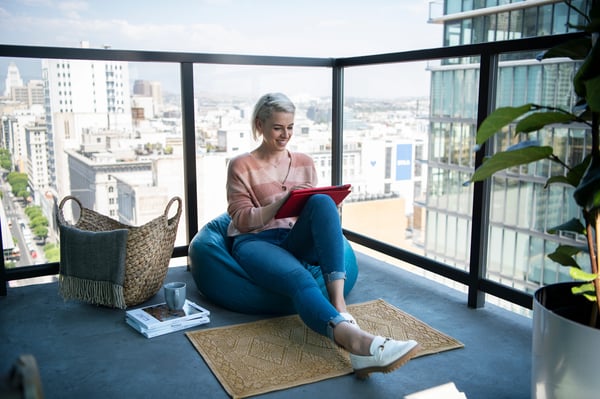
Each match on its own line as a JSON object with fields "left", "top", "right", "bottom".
{"left": 44, "top": 243, "right": 59, "bottom": 263}
{"left": 0, "top": 148, "right": 12, "bottom": 171}
{"left": 33, "top": 225, "right": 48, "bottom": 243}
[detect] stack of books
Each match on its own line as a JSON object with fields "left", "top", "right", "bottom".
{"left": 126, "top": 299, "right": 210, "bottom": 338}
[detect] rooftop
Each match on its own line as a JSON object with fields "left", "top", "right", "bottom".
{"left": 0, "top": 252, "right": 531, "bottom": 399}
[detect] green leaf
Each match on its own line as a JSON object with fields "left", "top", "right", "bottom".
{"left": 573, "top": 36, "right": 600, "bottom": 98}
{"left": 573, "top": 157, "right": 600, "bottom": 212}
{"left": 571, "top": 281, "right": 597, "bottom": 301}
{"left": 471, "top": 146, "right": 553, "bottom": 182}
{"left": 544, "top": 156, "right": 590, "bottom": 189}
{"left": 539, "top": 37, "right": 591, "bottom": 60}
{"left": 570, "top": 267, "right": 598, "bottom": 281}
{"left": 571, "top": 282, "right": 597, "bottom": 294}
{"left": 548, "top": 248, "right": 581, "bottom": 268}
{"left": 569, "top": 268, "right": 598, "bottom": 281}
{"left": 476, "top": 104, "right": 533, "bottom": 145}
{"left": 515, "top": 112, "right": 578, "bottom": 133}
{"left": 566, "top": 156, "right": 592, "bottom": 187}
{"left": 545, "top": 175, "right": 574, "bottom": 187}
{"left": 584, "top": 74, "right": 600, "bottom": 113}
{"left": 547, "top": 218, "right": 586, "bottom": 235}
{"left": 582, "top": 293, "right": 597, "bottom": 301}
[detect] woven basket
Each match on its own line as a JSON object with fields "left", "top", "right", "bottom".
{"left": 58, "top": 195, "right": 182, "bottom": 307}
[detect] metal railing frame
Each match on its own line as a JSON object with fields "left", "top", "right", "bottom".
{"left": 0, "top": 32, "right": 584, "bottom": 308}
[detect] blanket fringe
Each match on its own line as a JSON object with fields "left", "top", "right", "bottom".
{"left": 59, "top": 275, "right": 126, "bottom": 309}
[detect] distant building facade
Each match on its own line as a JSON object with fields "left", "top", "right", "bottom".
{"left": 424, "top": 0, "right": 592, "bottom": 291}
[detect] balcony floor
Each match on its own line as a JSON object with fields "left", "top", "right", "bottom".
{"left": 0, "top": 251, "right": 532, "bottom": 399}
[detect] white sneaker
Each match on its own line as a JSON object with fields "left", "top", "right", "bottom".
{"left": 349, "top": 336, "right": 420, "bottom": 380}
{"left": 340, "top": 312, "right": 359, "bottom": 328}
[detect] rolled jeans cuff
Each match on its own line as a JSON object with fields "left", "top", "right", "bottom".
{"left": 323, "top": 271, "right": 346, "bottom": 284}
{"left": 326, "top": 314, "right": 348, "bottom": 341}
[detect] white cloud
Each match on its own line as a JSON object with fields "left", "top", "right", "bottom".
{"left": 57, "top": 1, "right": 89, "bottom": 19}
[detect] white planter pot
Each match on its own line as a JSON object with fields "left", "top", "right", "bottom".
{"left": 532, "top": 282, "right": 600, "bottom": 399}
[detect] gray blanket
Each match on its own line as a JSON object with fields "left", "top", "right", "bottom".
{"left": 59, "top": 224, "right": 129, "bottom": 309}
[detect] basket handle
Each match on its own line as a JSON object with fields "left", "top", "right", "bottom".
{"left": 164, "top": 196, "right": 183, "bottom": 227}
{"left": 58, "top": 195, "right": 83, "bottom": 225}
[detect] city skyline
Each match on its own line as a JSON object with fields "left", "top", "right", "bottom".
{"left": 0, "top": 0, "right": 443, "bottom": 98}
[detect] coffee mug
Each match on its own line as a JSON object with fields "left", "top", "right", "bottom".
{"left": 163, "top": 282, "right": 186, "bottom": 311}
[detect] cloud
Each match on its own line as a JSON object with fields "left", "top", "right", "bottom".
{"left": 57, "top": 1, "right": 89, "bottom": 19}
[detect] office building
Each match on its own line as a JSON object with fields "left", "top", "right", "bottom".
{"left": 3, "top": 62, "right": 23, "bottom": 97}
{"left": 424, "top": 0, "right": 591, "bottom": 292}
{"left": 42, "top": 51, "right": 132, "bottom": 201}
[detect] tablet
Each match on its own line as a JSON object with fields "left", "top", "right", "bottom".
{"left": 274, "top": 184, "right": 352, "bottom": 219}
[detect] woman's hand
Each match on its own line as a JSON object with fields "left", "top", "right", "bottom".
{"left": 288, "top": 183, "right": 313, "bottom": 191}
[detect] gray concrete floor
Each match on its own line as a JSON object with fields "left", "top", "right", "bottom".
{"left": 0, "top": 251, "right": 532, "bottom": 399}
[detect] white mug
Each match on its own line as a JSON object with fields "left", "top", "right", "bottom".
{"left": 163, "top": 282, "right": 186, "bottom": 311}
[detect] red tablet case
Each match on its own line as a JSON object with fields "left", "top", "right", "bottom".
{"left": 274, "top": 184, "right": 352, "bottom": 219}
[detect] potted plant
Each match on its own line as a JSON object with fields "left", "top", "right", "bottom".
{"left": 470, "top": 1, "right": 599, "bottom": 398}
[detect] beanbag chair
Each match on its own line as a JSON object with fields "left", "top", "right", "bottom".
{"left": 189, "top": 213, "right": 358, "bottom": 315}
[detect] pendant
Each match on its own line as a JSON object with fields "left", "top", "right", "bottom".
{"left": 282, "top": 185, "right": 287, "bottom": 191}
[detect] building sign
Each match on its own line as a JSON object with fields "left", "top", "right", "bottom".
{"left": 395, "top": 144, "right": 412, "bottom": 181}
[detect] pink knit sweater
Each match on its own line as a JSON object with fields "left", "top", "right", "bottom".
{"left": 227, "top": 151, "right": 318, "bottom": 236}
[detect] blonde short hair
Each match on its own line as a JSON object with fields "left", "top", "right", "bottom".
{"left": 251, "top": 93, "right": 295, "bottom": 140}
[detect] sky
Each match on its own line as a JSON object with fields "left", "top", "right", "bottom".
{"left": 0, "top": 0, "right": 444, "bottom": 99}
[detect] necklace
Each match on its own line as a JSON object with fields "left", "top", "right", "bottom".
{"left": 252, "top": 150, "right": 291, "bottom": 190}
{"left": 267, "top": 157, "right": 285, "bottom": 168}
{"left": 280, "top": 156, "right": 291, "bottom": 191}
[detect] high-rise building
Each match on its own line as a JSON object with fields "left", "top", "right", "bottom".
{"left": 3, "top": 62, "right": 23, "bottom": 97}
{"left": 25, "top": 123, "right": 50, "bottom": 192}
{"left": 423, "top": 0, "right": 592, "bottom": 292}
{"left": 42, "top": 53, "right": 132, "bottom": 201}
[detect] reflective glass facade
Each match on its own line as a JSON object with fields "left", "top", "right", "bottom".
{"left": 425, "top": 0, "right": 593, "bottom": 291}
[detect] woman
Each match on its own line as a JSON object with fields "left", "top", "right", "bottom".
{"left": 227, "top": 92, "right": 420, "bottom": 379}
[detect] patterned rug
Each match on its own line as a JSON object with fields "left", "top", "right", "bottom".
{"left": 186, "top": 299, "right": 463, "bottom": 399}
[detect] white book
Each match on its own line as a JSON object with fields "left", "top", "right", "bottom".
{"left": 125, "top": 299, "right": 210, "bottom": 331}
{"left": 126, "top": 315, "right": 210, "bottom": 338}
{"left": 405, "top": 382, "right": 467, "bottom": 399}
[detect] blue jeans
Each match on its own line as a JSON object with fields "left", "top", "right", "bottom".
{"left": 232, "top": 194, "right": 347, "bottom": 340}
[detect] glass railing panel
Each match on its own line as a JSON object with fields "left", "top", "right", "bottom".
{"left": 1, "top": 57, "right": 184, "bottom": 278}
{"left": 484, "top": 50, "right": 590, "bottom": 293}
{"left": 339, "top": 60, "right": 477, "bottom": 268}
{"left": 191, "top": 64, "right": 332, "bottom": 228}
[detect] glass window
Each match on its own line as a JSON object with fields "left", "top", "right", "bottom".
{"left": 496, "top": 12, "right": 510, "bottom": 40}
{"left": 541, "top": 63, "right": 558, "bottom": 107}
{"left": 568, "top": 0, "right": 588, "bottom": 30}
{"left": 443, "top": 72, "right": 454, "bottom": 116}
{"left": 526, "top": 65, "right": 542, "bottom": 104}
{"left": 501, "top": 230, "right": 517, "bottom": 277}
{"left": 472, "top": 16, "right": 485, "bottom": 44}
{"left": 523, "top": 7, "right": 538, "bottom": 37}
{"left": 512, "top": 66, "right": 527, "bottom": 105}
{"left": 490, "top": 177, "right": 506, "bottom": 223}
{"left": 552, "top": 1, "right": 569, "bottom": 34}
{"left": 446, "top": 22, "right": 462, "bottom": 47}
{"left": 462, "top": 18, "right": 473, "bottom": 45}
{"left": 537, "top": 5, "right": 553, "bottom": 36}
{"left": 509, "top": 10, "right": 523, "bottom": 39}
{"left": 452, "top": 69, "right": 465, "bottom": 117}
{"left": 446, "top": 215, "right": 458, "bottom": 259}
{"left": 516, "top": 181, "right": 534, "bottom": 230}
{"left": 485, "top": 14, "right": 497, "bottom": 42}
{"left": 446, "top": 0, "right": 462, "bottom": 14}
{"left": 431, "top": 72, "right": 442, "bottom": 115}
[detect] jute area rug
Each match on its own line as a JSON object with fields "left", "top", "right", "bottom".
{"left": 186, "top": 299, "right": 464, "bottom": 399}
